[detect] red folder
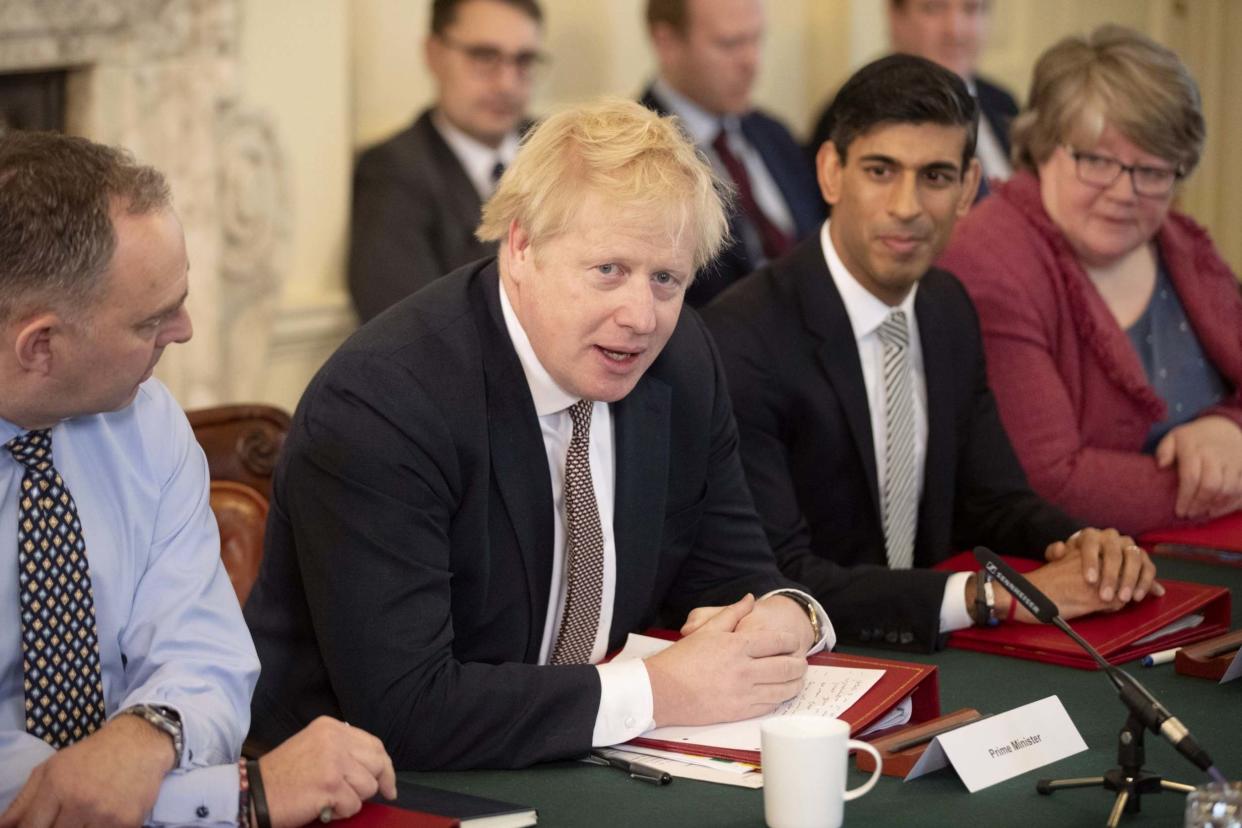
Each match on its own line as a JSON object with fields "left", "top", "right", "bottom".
{"left": 625, "top": 629, "right": 939, "bottom": 765}
{"left": 1140, "top": 510, "right": 1242, "bottom": 566}
{"left": 934, "top": 551, "right": 1231, "bottom": 670}
{"left": 336, "top": 804, "right": 458, "bottom": 828}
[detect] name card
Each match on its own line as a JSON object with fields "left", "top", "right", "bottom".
{"left": 906, "top": 696, "right": 1086, "bottom": 792}
{"left": 1223, "top": 649, "right": 1242, "bottom": 684}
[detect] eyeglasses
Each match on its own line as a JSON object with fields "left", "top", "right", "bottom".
{"left": 438, "top": 35, "right": 548, "bottom": 80}
{"left": 1065, "top": 146, "right": 1182, "bottom": 198}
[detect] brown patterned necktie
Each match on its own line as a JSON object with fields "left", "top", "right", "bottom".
{"left": 549, "top": 400, "right": 605, "bottom": 665}
{"left": 6, "top": 429, "right": 106, "bottom": 747}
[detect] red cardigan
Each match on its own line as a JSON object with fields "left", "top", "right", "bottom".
{"left": 939, "top": 171, "right": 1242, "bottom": 534}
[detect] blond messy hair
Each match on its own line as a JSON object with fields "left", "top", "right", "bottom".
{"left": 1011, "top": 25, "right": 1204, "bottom": 175}
{"left": 477, "top": 97, "right": 729, "bottom": 272}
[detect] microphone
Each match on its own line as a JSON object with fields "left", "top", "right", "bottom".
{"left": 972, "top": 547, "right": 1225, "bottom": 782}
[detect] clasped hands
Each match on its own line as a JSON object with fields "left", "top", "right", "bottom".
{"left": 644, "top": 593, "right": 811, "bottom": 729}
{"left": 1005, "top": 527, "right": 1164, "bottom": 623}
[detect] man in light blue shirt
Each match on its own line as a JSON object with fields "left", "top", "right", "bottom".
{"left": 0, "top": 131, "right": 395, "bottom": 826}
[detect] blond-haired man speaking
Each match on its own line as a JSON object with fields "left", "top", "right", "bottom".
{"left": 245, "top": 99, "right": 833, "bottom": 770}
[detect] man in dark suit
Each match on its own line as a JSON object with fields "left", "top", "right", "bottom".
{"left": 641, "top": 0, "right": 824, "bottom": 307}
{"left": 246, "top": 99, "right": 831, "bottom": 771}
{"left": 348, "top": 0, "right": 544, "bottom": 322}
{"left": 704, "top": 55, "right": 1159, "bottom": 652}
{"left": 807, "top": 0, "right": 1019, "bottom": 196}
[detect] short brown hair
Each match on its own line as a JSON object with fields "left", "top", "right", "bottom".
{"left": 430, "top": 0, "right": 543, "bottom": 36}
{"left": 646, "top": 0, "right": 689, "bottom": 34}
{"left": 0, "top": 130, "right": 171, "bottom": 323}
{"left": 1011, "top": 25, "right": 1205, "bottom": 175}
{"left": 478, "top": 98, "right": 729, "bottom": 273}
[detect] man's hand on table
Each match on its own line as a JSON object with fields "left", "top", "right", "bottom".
{"left": 645, "top": 594, "right": 807, "bottom": 727}
{"left": 261, "top": 716, "right": 396, "bottom": 827}
{"left": 0, "top": 713, "right": 174, "bottom": 828}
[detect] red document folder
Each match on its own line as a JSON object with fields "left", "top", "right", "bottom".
{"left": 934, "top": 551, "right": 1231, "bottom": 670}
{"left": 336, "top": 804, "right": 458, "bottom": 828}
{"left": 624, "top": 629, "right": 939, "bottom": 765}
{"left": 1141, "top": 510, "right": 1242, "bottom": 566}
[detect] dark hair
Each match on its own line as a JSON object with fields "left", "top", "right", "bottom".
{"left": 646, "top": 0, "right": 688, "bottom": 33}
{"left": 430, "top": 0, "right": 543, "bottom": 36}
{"left": 0, "top": 130, "right": 170, "bottom": 322}
{"left": 825, "top": 53, "right": 979, "bottom": 169}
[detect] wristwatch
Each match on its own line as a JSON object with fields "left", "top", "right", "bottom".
{"left": 775, "top": 591, "right": 823, "bottom": 645}
{"left": 123, "top": 704, "right": 184, "bottom": 766}
{"left": 973, "top": 571, "right": 999, "bottom": 628}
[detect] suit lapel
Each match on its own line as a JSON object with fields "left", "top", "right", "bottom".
{"left": 787, "top": 240, "right": 883, "bottom": 524}
{"left": 473, "top": 267, "right": 555, "bottom": 658}
{"left": 915, "top": 281, "right": 953, "bottom": 566}
{"left": 609, "top": 373, "right": 671, "bottom": 642}
{"left": 415, "top": 111, "right": 487, "bottom": 231}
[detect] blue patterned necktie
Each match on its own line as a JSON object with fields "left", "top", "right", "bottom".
{"left": 6, "top": 429, "right": 106, "bottom": 747}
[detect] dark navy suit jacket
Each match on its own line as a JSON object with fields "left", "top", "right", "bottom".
{"left": 640, "top": 86, "right": 825, "bottom": 306}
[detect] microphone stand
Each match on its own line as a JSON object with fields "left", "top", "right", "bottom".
{"left": 1034, "top": 619, "right": 1196, "bottom": 827}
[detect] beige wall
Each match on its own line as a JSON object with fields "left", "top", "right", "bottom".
{"left": 234, "top": 0, "right": 1240, "bottom": 412}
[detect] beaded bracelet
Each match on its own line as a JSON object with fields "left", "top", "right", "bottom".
{"left": 237, "top": 760, "right": 250, "bottom": 828}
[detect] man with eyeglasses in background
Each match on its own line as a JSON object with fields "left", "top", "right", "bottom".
{"left": 348, "top": 0, "right": 545, "bottom": 323}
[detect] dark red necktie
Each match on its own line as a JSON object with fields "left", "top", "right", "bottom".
{"left": 712, "top": 128, "right": 793, "bottom": 261}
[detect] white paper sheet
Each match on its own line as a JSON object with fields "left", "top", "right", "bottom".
{"left": 614, "top": 633, "right": 884, "bottom": 752}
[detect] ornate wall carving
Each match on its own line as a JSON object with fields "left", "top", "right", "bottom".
{"left": 0, "top": 0, "right": 288, "bottom": 406}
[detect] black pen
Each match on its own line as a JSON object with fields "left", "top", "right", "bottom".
{"left": 588, "top": 750, "right": 673, "bottom": 785}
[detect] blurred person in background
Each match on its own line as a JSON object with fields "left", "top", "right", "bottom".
{"left": 642, "top": 0, "right": 824, "bottom": 306}
{"left": 348, "top": 0, "right": 544, "bottom": 322}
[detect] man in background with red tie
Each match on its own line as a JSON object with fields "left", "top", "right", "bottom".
{"left": 0, "top": 131, "right": 395, "bottom": 827}
{"left": 640, "top": 0, "right": 824, "bottom": 306}
{"left": 244, "top": 98, "right": 833, "bottom": 771}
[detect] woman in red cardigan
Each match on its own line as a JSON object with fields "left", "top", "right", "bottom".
{"left": 940, "top": 25, "right": 1242, "bottom": 536}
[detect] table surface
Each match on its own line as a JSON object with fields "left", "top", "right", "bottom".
{"left": 398, "top": 557, "right": 1242, "bottom": 826}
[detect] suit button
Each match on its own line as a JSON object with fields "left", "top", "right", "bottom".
{"left": 858, "top": 628, "right": 872, "bottom": 643}
{"left": 884, "top": 629, "right": 899, "bottom": 644}
{"left": 196, "top": 805, "right": 209, "bottom": 818}
{"left": 899, "top": 630, "right": 914, "bottom": 646}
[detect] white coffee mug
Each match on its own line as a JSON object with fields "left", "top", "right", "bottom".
{"left": 761, "top": 715, "right": 883, "bottom": 828}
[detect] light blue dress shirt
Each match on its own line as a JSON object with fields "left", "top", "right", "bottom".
{"left": 0, "top": 379, "right": 260, "bottom": 825}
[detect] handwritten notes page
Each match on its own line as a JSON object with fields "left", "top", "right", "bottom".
{"left": 613, "top": 633, "right": 884, "bottom": 752}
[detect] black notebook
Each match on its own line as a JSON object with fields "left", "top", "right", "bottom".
{"left": 384, "top": 780, "right": 537, "bottom": 828}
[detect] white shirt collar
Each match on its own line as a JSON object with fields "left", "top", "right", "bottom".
{"left": 820, "top": 220, "right": 918, "bottom": 342}
{"left": 498, "top": 275, "right": 579, "bottom": 417}
{"left": 651, "top": 77, "right": 736, "bottom": 145}
{"left": 431, "top": 109, "right": 521, "bottom": 200}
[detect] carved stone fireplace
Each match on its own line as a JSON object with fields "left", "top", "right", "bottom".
{"left": 0, "top": 0, "right": 287, "bottom": 407}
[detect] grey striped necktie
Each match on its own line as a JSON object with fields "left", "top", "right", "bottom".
{"left": 878, "top": 311, "right": 916, "bottom": 570}
{"left": 550, "top": 399, "right": 605, "bottom": 665}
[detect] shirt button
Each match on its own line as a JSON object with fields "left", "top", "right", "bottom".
{"left": 196, "top": 805, "right": 209, "bottom": 818}
{"left": 625, "top": 716, "right": 636, "bottom": 729}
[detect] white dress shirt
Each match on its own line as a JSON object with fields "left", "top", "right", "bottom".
{"left": 820, "top": 223, "right": 973, "bottom": 632}
{"left": 499, "top": 281, "right": 833, "bottom": 746}
{"left": 431, "top": 110, "right": 521, "bottom": 200}
{"left": 650, "top": 79, "right": 795, "bottom": 260}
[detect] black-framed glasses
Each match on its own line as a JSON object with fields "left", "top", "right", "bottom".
{"left": 1065, "top": 146, "right": 1182, "bottom": 198}
{"left": 438, "top": 35, "right": 548, "bottom": 79}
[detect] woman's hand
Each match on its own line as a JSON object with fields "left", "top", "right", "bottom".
{"left": 1155, "top": 415, "right": 1242, "bottom": 520}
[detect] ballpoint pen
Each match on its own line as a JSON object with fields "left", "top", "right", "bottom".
{"left": 587, "top": 750, "right": 673, "bottom": 785}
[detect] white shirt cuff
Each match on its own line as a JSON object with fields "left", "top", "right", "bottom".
{"left": 592, "top": 658, "right": 655, "bottom": 746}
{"left": 762, "top": 588, "right": 837, "bottom": 653}
{"left": 147, "top": 762, "right": 241, "bottom": 827}
{"left": 939, "top": 571, "right": 975, "bottom": 633}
